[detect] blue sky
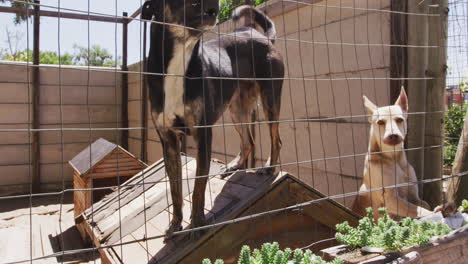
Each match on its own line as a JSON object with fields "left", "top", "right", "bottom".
{"left": 0, "top": 0, "right": 467, "bottom": 84}
{"left": 0, "top": 0, "right": 145, "bottom": 64}
{"left": 447, "top": 0, "right": 468, "bottom": 86}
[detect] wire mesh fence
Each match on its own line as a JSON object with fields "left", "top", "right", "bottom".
{"left": 0, "top": 0, "right": 467, "bottom": 263}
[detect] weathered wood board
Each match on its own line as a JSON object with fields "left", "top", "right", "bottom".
{"left": 79, "top": 155, "right": 285, "bottom": 263}
{"left": 80, "top": 156, "right": 229, "bottom": 246}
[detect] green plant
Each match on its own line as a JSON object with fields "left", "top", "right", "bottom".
{"left": 201, "top": 242, "right": 343, "bottom": 264}
{"left": 444, "top": 105, "right": 468, "bottom": 167}
{"left": 459, "top": 199, "right": 468, "bottom": 213}
{"left": 335, "top": 208, "right": 452, "bottom": 252}
{"left": 73, "top": 44, "right": 118, "bottom": 67}
{"left": 218, "top": 0, "right": 268, "bottom": 23}
{"left": 1, "top": 49, "right": 74, "bottom": 65}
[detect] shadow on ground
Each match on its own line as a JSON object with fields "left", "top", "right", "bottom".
{"left": 50, "top": 225, "right": 100, "bottom": 263}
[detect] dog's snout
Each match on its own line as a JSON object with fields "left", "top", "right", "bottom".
{"left": 385, "top": 134, "right": 403, "bottom": 146}
{"left": 205, "top": 8, "right": 218, "bottom": 17}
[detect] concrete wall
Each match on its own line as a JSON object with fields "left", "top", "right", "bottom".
{"left": 0, "top": 62, "right": 122, "bottom": 195}
{"left": 126, "top": 0, "right": 391, "bottom": 207}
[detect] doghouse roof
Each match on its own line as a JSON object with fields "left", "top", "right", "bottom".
{"left": 77, "top": 156, "right": 360, "bottom": 264}
{"left": 69, "top": 138, "right": 135, "bottom": 176}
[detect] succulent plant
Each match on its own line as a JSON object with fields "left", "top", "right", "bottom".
{"left": 335, "top": 207, "right": 452, "bottom": 252}
{"left": 203, "top": 242, "right": 342, "bottom": 264}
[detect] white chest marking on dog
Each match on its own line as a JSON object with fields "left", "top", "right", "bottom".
{"left": 158, "top": 33, "right": 197, "bottom": 127}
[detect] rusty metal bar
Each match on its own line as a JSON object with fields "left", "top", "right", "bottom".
{"left": 32, "top": 0, "right": 41, "bottom": 193}
{"left": 141, "top": 22, "right": 148, "bottom": 163}
{"left": 121, "top": 12, "right": 129, "bottom": 150}
{"left": 0, "top": 5, "right": 125, "bottom": 23}
{"left": 130, "top": 6, "right": 142, "bottom": 20}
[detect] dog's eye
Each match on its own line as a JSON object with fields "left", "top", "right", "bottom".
{"left": 377, "top": 120, "right": 385, "bottom": 126}
{"left": 395, "top": 118, "right": 404, "bottom": 123}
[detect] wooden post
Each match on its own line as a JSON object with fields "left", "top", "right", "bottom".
{"left": 390, "top": 0, "right": 407, "bottom": 103}
{"left": 447, "top": 110, "right": 468, "bottom": 205}
{"left": 423, "top": 0, "right": 448, "bottom": 207}
{"left": 406, "top": 0, "right": 429, "bottom": 197}
{"left": 141, "top": 22, "right": 148, "bottom": 163}
{"left": 121, "top": 12, "right": 129, "bottom": 150}
{"left": 32, "top": 0, "right": 41, "bottom": 193}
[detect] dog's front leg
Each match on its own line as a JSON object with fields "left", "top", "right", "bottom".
{"left": 160, "top": 129, "right": 183, "bottom": 242}
{"left": 384, "top": 189, "right": 432, "bottom": 218}
{"left": 191, "top": 127, "right": 212, "bottom": 231}
{"left": 404, "top": 163, "right": 431, "bottom": 210}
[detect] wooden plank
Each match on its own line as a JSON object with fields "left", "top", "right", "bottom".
{"left": 84, "top": 158, "right": 172, "bottom": 223}
{"left": 406, "top": 0, "right": 429, "bottom": 189}
{"left": 86, "top": 169, "right": 143, "bottom": 179}
{"left": 417, "top": 226, "right": 468, "bottom": 263}
{"left": 129, "top": 219, "right": 166, "bottom": 259}
{"left": 288, "top": 179, "right": 360, "bottom": 228}
{"left": 157, "top": 174, "right": 288, "bottom": 264}
{"left": 98, "top": 159, "right": 142, "bottom": 167}
{"left": 101, "top": 160, "right": 226, "bottom": 245}
{"left": 103, "top": 160, "right": 200, "bottom": 244}
{"left": 74, "top": 172, "right": 91, "bottom": 219}
{"left": 93, "top": 165, "right": 143, "bottom": 173}
{"left": 423, "top": 0, "right": 447, "bottom": 207}
{"left": 390, "top": 0, "right": 408, "bottom": 103}
{"left": 95, "top": 161, "right": 142, "bottom": 169}
{"left": 95, "top": 158, "right": 138, "bottom": 165}
{"left": 115, "top": 234, "right": 150, "bottom": 264}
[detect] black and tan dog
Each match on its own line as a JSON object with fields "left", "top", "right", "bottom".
{"left": 143, "top": 0, "right": 284, "bottom": 241}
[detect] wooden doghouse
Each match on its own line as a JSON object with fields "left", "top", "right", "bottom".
{"left": 77, "top": 155, "right": 360, "bottom": 264}
{"left": 69, "top": 138, "right": 147, "bottom": 240}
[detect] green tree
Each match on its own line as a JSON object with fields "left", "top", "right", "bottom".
{"left": 444, "top": 104, "right": 468, "bottom": 167}
{"left": 218, "top": 0, "right": 268, "bottom": 23}
{"left": 1, "top": 49, "right": 74, "bottom": 65}
{"left": 72, "top": 44, "right": 118, "bottom": 67}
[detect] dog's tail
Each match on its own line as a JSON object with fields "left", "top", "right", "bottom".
{"left": 232, "top": 5, "right": 276, "bottom": 44}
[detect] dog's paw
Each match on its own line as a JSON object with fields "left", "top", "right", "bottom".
{"left": 191, "top": 215, "right": 206, "bottom": 228}
{"left": 256, "top": 166, "right": 278, "bottom": 176}
{"left": 188, "top": 215, "right": 207, "bottom": 241}
{"left": 189, "top": 228, "right": 207, "bottom": 241}
{"left": 163, "top": 222, "right": 183, "bottom": 244}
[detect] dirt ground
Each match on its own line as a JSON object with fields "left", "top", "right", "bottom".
{"left": 0, "top": 193, "right": 101, "bottom": 264}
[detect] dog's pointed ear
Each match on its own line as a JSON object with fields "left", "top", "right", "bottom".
{"left": 141, "top": 1, "right": 156, "bottom": 20}
{"left": 395, "top": 86, "right": 408, "bottom": 113}
{"left": 363, "top": 95, "right": 377, "bottom": 121}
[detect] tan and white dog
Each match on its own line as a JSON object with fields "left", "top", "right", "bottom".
{"left": 352, "top": 88, "right": 432, "bottom": 219}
